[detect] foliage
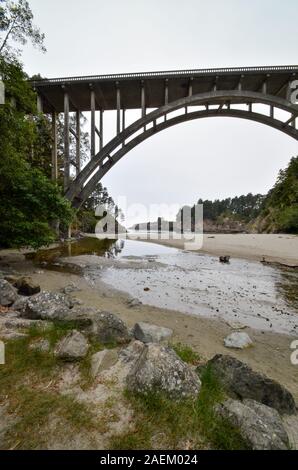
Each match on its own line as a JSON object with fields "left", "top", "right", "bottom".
{"left": 0, "top": 0, "right": 46, "bottom": 62}
{"left": 171, "top": 342, "right": 201, "bottom": 365}
{"left": 0, "top": 58, "right": 74, "bottom": 248}
{"left": 257, "top": 156, "right": 298, "bottom": 233}
{"left": 110, "top": 365, "right": 247, "bottom": 450}
{"left": 177, "top": 193, "right": 265, "bottom": 224}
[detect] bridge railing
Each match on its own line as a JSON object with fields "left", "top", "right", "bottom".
{"left": 31, "top": 65, "right": 298, "bottom": 86}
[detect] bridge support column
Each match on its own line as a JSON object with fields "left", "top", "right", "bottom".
{"left": 63, "top": 91, "right": 70, "bottom": 191}
{"left": 186, "top": 77, "right": 193, "bottom": 113}
{"left": 164, "top": 79, "right": 168, "bottom": 121}
{"left": 51, "top": 111, "right": 58, "bottom": 181}
{"left": 100, "top": 109, "right": 103, "bottom": 150}
{"left": 90, "top": 89, "right": 96, "bottom": 157}
{"left": 141, "top": 81, "right": 146, "bottom": 130}
{"left": 116, "top": 82, "right": 121, "bottom": 135}
{"left": 37, "top": 94, "right": 43, "bottom": 113}
{"left": 76, "top": 110, "right": 81, "bottom": 175}
{"left": 122, "top": 108, "right": 125, "bottom": 147}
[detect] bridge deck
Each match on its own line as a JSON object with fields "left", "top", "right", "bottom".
{"left": 32, "top": 65, "right": 298, "bottom": 113}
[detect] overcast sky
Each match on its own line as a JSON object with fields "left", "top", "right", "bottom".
{"left": 22, "top": 0, "right": 298, "bottom": 225}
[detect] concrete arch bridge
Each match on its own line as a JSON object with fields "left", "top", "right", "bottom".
{"left": 32, "top": 65, "right": 298, "bottom": 208}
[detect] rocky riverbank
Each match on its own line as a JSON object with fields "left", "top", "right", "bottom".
{"left": 0, "top": 249, "right": 298, "bottom": 449}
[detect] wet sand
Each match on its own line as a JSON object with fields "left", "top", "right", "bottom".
{"left": 127, "top": 233, "right": 298, "bottom": 266}
{"left": 1, "top": 249, "right": 298, "bottom": 404}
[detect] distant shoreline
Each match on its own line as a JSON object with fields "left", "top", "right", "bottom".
{"left": 126, "top": 233, "right": 298, "bottom": 267}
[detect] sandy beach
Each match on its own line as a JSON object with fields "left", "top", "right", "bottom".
{"left": 127, "top": 233, "right": 298, "bottom": 266}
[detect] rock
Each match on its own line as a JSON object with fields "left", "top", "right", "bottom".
{"left": 0, "top": 329, "right": 28, "bottom": 340}
{"left": 0, "top": 280, "right": 19, "bottom": 307}
{"left": 54, "top": 330, "right": 89, "bottom": 361}
{"left": 4, "top": 317, "right": 51, "bottom": 331}
{"left": 126, "top": 343, "right": 201, "bottom": 399}
{"left": 12, "top": 296, "right": 29, "bottom": 313}
{"left": 133, "top": 322, "right": 173, "bottom": 343}
{"left": 21, "top": 291, "right": 72, "bottom": 320}
{"left": 88, "top": 311, "right": 130, "bottom": 345}
{"left": 29, "top": 339, "right": 50, "bottom": 353}
{"left": 91, "top": 349, "right": 119, "bottom": 377}
{"left": 208, "top": 355, "right": 296, "bottom": 415}
{"left": 219, "top": 255, "right": 230, "bottom": 263}
{"left": 224, "top": 332, "right": 253, "bottom": 349}
{"left": 127, "top": 298, "right": 142, "bottom": 308}
{"left": 4, "top": 275, "right": 20, "bottom": 285}
{"left": 119, "top": 340, "right": 145, "bottom": 364}
{"left": 14, "top": 277, "right": 40, "bottom": 296}
{"left": 61, "top": 283, "right": 81, "bottom": 295}
{"left": 215, "top": 398, "right": 289, "bottom": 450}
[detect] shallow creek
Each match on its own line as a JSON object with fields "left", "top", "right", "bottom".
{"left": 29, "top": 237, "right": 298, "bottom": 336}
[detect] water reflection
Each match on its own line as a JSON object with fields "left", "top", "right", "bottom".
{"left": 26, "top": 237, "right": 117, "bottom": 263}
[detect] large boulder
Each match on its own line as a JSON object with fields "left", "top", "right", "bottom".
{"left": 0, "top": 280, "right": 18, "bottom": 307}
{"left": 208, "top": 355, "right": 296, "bottom": 415}
{"left": 14, "top": 277, "right": 40, "bottom": 296}
{"left": 215, "top": 398, "right": 289, "bottom": 450}
{"left": 21, "top": 291, "right": 92, "bottom": 327}
{"left": 126, "top": 343, "right": 201, "bottom": 399}
{"left": 21, "top": 291, "right": 72, "bottom": 320}
{"left": 54, "top": 330, "right": 89, "bottom": 361}
{"left": 133, "top": 322, "right": 173, "bottom": 343}
{"left": 88, "top": 311, "right": 130, "bottom": 345}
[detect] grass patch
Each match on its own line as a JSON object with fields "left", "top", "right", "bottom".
{"left": 171, "top": 342, "right": 200, "bottom": 365}
{"left": 0, "top": 331, "right": 98, "bottom": 449}
{"left": 28, "top": 320, "right": 80, "bottom": 348}
{"left": 110, "top": 365, "right": 248, "bottom": 450}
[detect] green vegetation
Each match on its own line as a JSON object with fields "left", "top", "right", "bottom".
{"left": 0, "top": 2, "right": 74, "bottom": 249}
{"left": 256, "top": 156, "right": 298, "bottom": 233}
{"left": 0, "top": 1, "right": 119, "bottom": 248}
{"left": 176, "top": 156, "right": 298, "bottom": 234}
{"left": 171, "top": 342, "right": 201, "bottom": 365}
{"left": 197, "top": 193, "right": 265, "bottom": 223}
{"left": 0, "top": 327, "right": 96, "bottom": 449}
{"left": 110, "top": 366, "right": 248, "bottom": 450}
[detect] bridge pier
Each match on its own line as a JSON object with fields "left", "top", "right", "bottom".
{"left": 63, "top": 90, "right": 70, "bottom": 191}
{"left": 90, "top": 88, "right": 96, "bottom": 157}
{"left": 116, "top": 82, "right": 121, "bottom": 135}
{"left": 51, "top": 111, "right": 58, "bottom": 181}
{"left": 76, "top": 110, "right": 81, "bottom": 175}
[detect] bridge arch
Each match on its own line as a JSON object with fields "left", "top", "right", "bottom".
{"left": 65, "top": 90, "right": 298, "bottom": 208}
